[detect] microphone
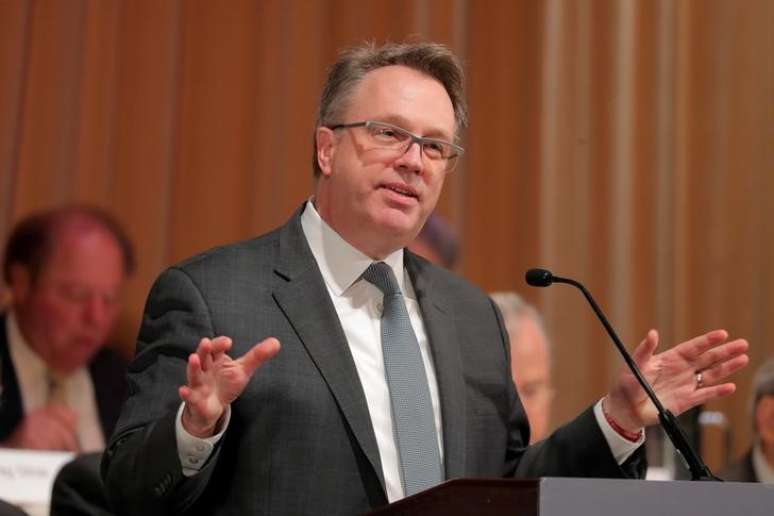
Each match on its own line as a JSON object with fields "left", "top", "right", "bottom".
{"left": 525, "top": 267, "right": 720, "bottom": 481}
{"left": 525, "top": 268, "right": 553, "bottom": 287}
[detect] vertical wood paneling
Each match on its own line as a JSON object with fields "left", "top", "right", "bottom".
{"left": 249, "top": 0, "right": 290, "bottom": 234}
{"left": 329, "top": 0, "right": 417, "bottom": 48}
{"left": 538, "top": 0, "right": 602, "bottom": 416}
{"left": 617, "top": 0, "right": 664, "bottom": 381}
{"left": 0, "top": 0, "right": 31, "bottom": 270}
{"left": 653, "top": 0, "right": 677, "bottom": 353}
{"left": 684, "top": 0, "right": 717, "bottom": 343}
{"left": 167, "top": 0, "right": 263, "bottom": 262}
{"left": 700, "top": 2, "right": 743, "bottom": 459}
{"left": 585, "top": 1, "right": 616, "bottom": 385}
{"left": 71, "top": 0, "right": 121, "bottom": 203}
{"left": 271, "top": 0, "right": 326, "bottom": 220}
{"left": 608, "top": 0, "right": 635, "bottom": 351}
{"left": 107, "top": 0, "right": 184, "bottom": 355}
{"left": 12, "top": 0, "right": 86, "bottom": 213}
{"left": 465, "top": 0, "right": 544, "bottom": 291}
{"left": 671, "top": 0, "right": 692, "bottom": 347}
{"left": 629, "top": 0, "right": 659, "bottom": 345}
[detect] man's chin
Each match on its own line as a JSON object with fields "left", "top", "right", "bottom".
{"left": 375, "top": 212, "right": 422, "bottom": 242}
{"left": 56, "top": 343, "right": 101, "bottom": 371}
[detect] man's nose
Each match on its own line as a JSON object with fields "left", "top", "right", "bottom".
{"left": 83, "top": 295, "right": 110, "bottom": 328}
{"left": 394, "top": 141, "right": 424, "bottom": 173}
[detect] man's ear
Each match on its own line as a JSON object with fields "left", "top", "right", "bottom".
{"left": 7, "top": 263, "right": 33, "bottom": 303}
{"left": 316, "top": 126, "right": 337, "bottom": 177}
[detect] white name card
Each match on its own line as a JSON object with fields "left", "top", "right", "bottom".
{"left": 0, "top": 448, "right": 74, "bottom": 515}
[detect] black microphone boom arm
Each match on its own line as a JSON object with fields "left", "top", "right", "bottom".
{"left": 525, "top": 268, "right": 719, "bottom": 481}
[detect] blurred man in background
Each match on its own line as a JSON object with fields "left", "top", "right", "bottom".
{"left": 0, "top": 205, "right": 133, "bottom": 452}
{"left": 491, "top": 292, "right": 554, "bottom": 443}
{"left": 722, "top": 358, "right": 774, "bottom": 483}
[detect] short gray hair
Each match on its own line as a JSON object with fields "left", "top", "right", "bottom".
{"left": 312, "top": 41, "right": 468, "bottom": 178}
{"left": 490, "top": 291, "right": 551, "bottom": 356}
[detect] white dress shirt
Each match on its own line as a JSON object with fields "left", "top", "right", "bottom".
{"left": 176, "top": 200, "right": 641, "bottom": 497}
{"left": 4, "top": 311, "right": 104, "bottom": 452}
{"left": 299, "top": 200, "right": 443, "bottom": 502}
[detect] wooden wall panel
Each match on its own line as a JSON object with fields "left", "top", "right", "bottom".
{"left": 0, "top": 0, "right": 31, "bottom": 256}
{"left": 540, "top": 0, "right": 605, "bottom": 415}
{"left": 629, "top": 0, "right": 659, "bottom": 346}
{"left": 166, "top": 0, "right": 258, "bottom": 263}
{"left": 267, "top": 0, "right": 326, "bottom": 222}
{"left": 249, "top": 0, "right": 291, "bottom": 234}
{"left": 71, "top": 0, "right": 121, "bottom": 203}
{"left": 588, "top": 0, "right": 622, "bottom": 399}
{"left": 105, "top": 0, "right": 184, "bottom": 353}
{"left": 328, "top": 0, "right": 418, "bottom": 48}
{"left": 465, "top": 0, "right": 545, "bottom": 290}
{"left": 651, "top": 0, "right": 678, "bottom": 357}
{"left": 12, "top": 0, "right": 85, "bottom": 211}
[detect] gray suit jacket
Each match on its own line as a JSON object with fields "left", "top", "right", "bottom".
{"left": 102, "top": 206, "right": 639, "bottom": 515}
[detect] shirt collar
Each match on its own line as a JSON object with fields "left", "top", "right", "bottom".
{"left": 300, "top": 199, "right": 409, "bottom": 298}
{"left": 6, "top": 309, "right": 49, "bottom": 380}
{"left": 752, "top": 441, "right": 774, "bottom": 484}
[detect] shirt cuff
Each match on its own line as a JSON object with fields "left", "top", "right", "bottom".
{"left": 175, "top": 402, "right": 231, "bottom": 477}
{"left": 593, "top": 399, "right": 645, "bottom": 464}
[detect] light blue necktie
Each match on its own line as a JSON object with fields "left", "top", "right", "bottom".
{"left": 363, "top": 261, "right": 442, "bottom": 496}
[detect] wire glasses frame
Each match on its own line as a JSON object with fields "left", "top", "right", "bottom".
{"left": 327, "top": 120, "right": 465, "bottom": 173}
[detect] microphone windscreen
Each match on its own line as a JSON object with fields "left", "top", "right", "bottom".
{"left": 525, "top": 268, "right": 553, "bottom": 287}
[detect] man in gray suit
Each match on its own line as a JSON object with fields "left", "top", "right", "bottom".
{"left": 102, "top": 42, "right": 749, "bottom": 515}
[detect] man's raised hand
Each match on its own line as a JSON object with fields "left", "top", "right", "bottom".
{"left": 179, "top": 336, "right": 281, "bottom": 437}
{"left": 603, "top": 329, "right": 748, "bottom": 433}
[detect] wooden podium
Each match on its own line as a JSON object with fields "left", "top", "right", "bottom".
{"left": 366, "top": 477, "right": 774, "bottom": 515}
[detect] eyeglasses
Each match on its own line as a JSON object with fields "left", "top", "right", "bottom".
{"left": 328, "top": 120, "right": 465, "bottom": 173}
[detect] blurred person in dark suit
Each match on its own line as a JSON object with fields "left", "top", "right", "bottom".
{"left": 50, "top": 451, "right": 113, "bottom": 516}
{"left": 722, "top": 358, "right": 774, "bottom": 483}
{"left": 0, "top": 500, "right": 27, "bottom": 516}
{"left": 491, "top": 292, "right": 554, "bottom": 443}
{"left": 407, "top": 212, "right": 458, "bottom": 269}
{"left": 0, "top": 204, "right": 133, "bottom": 450}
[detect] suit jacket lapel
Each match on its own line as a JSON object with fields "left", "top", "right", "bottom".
{"left": 406, "top": 253, "right": 467, "bottom": 479}
{"left": 0, "top": 314, "right": 24, "bottom": 438}
{"left": 271, "top": 209, "right": 386, "bottom": 491}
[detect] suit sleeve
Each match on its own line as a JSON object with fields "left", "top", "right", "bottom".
{"left": 101, "top": 267, "right": 222, "bottom": 515}
{"left": 490, "top": 298, "right": 646, "bottom": 480}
